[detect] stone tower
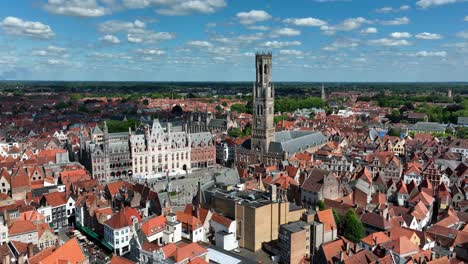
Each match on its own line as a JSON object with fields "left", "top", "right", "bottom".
{"left": 251, "top": 53, "right": 275, "bottom": 154}
{"left": 321, "top": 83, "right": 326, "bottom": 101}
{"left": 448, "top": 88, "right": 452, "bottom": 98}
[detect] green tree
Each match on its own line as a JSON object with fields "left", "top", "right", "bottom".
{"left": 343, "top": 209, "right": 365, "bottom": 243}
{"left": 143, "top": 99, "right": 149, "bottom": 105}
{"left": 231, "top": 103, "right": 247, "bottom": 113}
{"left": 227, "top": 127, "right": 242, "bottom": 138}
{"left": 215, "top": 105, "right": 223, "bottom": 112}
{"left": 221, "top": 101, "right": 228, "bottom": 107}
{"left": 274, "top": 114, "right": 288, "bottom": 125}
{"left": 332, "top": 209, "right": 341, "bottom": 228}
{"left": 317, "top": 200, "right": 325, "bottom": 211}
{"left": 243, "top": 126, "right": 251, "bottom": 136}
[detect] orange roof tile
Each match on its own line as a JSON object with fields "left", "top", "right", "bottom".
{"left": 110, "top": 256, "right": 136, "bottom": 264}
{"left": 9, "top": 220, "right": 37, "bottom": 236}
{"left": 43, "top": 192, "right": 67, "bottom": 207}
{"left": 176, "top": 211, "right": 202, "bottom": 231}
{"left": 361, "top": 231, "right": 391, "bottom": 247}
{"left": 386, "top": 236, "right": 419, "bottom": 255}
{"left": 211, "top": 213, "right": 233, "bottom": 228}
{"left": 316, "top": 209, "right": 337, "bottom": 232}
{"left": 174, "top": 243, "right": 208, "bottom": 262}
{"left": 35, "top": 238, "right": 86, "bottom": 264}
{"left": 105, "top": 207, "right": 141, "bottom": 230}
{"left": 140, "top": 215, "right": 166, "bottom": 237}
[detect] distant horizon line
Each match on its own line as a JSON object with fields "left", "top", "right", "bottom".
{"left": 1, "top": 80, "right": 468, "bottom": 84}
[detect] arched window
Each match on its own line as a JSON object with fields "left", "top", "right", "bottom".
{"left": 264, "top": 64, "right": 268, "bottom": 74}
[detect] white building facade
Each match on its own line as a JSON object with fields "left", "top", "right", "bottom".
{"left": 130, "top": 120, "right": 191, "bottom": 178}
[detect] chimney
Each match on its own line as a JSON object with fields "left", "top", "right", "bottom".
{"left": 345, "top": 242, "right": 350, "bottom": 252}
{"left": 2, "top": 251, "right": 10, "bottom": 264}
{"left": 340, "top": 250, "right": 344, "bottom": 261}
{"left": 27, "top": 243, "right": 34, "bottom": 257}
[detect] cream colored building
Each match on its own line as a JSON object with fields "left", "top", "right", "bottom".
{"left": 130, "top": 120, "right": 191, "bottom": 177}
{"left": 392, "top": 139, "right": 406, "bottom": 156}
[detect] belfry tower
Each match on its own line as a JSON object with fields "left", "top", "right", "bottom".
{"left": 251, "top": 53, "right": 275, "bottom": 155}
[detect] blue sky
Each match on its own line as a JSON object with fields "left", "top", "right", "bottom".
{"left": 0, "top": 0, "right": 467, "bottom": 82}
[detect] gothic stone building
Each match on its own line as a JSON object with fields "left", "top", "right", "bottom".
{"left": 130, "top": 119, "right": 191, "bottom": 177}
{"left": 82, "top": 123, "right": 132, "bottom": 182}
{"left": 236, "top": 53, "right": 327, "bottom": 167}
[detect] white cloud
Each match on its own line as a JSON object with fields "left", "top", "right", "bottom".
{"left": 415, "top": 32, "right": 442, "bottom": 40}
{"left": 337, "top": 17, "right": 371, "bottom": 31}
{"left": 400, "top": 5, "right": 411, "bottom": 11}
{"left": 99, "top": 20, "right": 174, "bottom": 43}
{"left": 376, "top": 5, "right": 410, "bottom": 13}
{"left": 187, "top": 40, "right": 213, "bottom": 48}
{"left": 122, "top": 0, "right": 226, "bottom": 15}
{"left": 100, "top": 34, "right": 120, "bottom": 44}
{"left": 236, "top": 10, "right": 271, "bottom": 25}
{"left": 247, "top": 25, "right": 270, "bottom": 31}
{"left": 32, "top": 45, "right": 67, "bottom": 56}
{"left": 390, "top": 32, "right": 412, "bottom": 38}
{"left": 361, "top": 27, "right": 378, "bottom": 34}
{"left": 43, "top": 0, "right": 110, "bottom": 17}
{"left": 283, "top": 17, "right": 327, "bottom": 27}
{"left": 323, "top": 39, "right": 359, "bottom": 51}
{"left": 414, "top": 51, "right": 447, "bottom": 57}
{"left": 47, "top": 59, "right": 68, "bottom": 65}
{"left": 465, "top": 16, "right": 468, "bottom": 21}
{"left": 272, "top": 27, "right": 301, "bottom": 37}
{"left": 136, "top": 48, "right": 165, "bottom": 55}
{"left": 122, "top": 0, "right": 151, "bottom": 9}
{"left": 416, "top": 0, "right": 459, "bottom": 8}
{"left": 0, "top": 16, "right": 55, "bottom": 39}
{"left": 380, "top": 17, "right": 410, "bottom": 25}
{"left": 98, "top": 20, "right": 145, "bottom": 33}
{"left": 261, "top": 40, "right": 301, "bottom": 48}
{"left": 456, "top": 31, "right": 468, "bottom": 39}
{"left": 376, "top": 7, "right": 393, "bottom": 13}
{"left": 321, "top": 17, "right": 371, "bottom": 34}
{"left": 368, "top": 38, "right": 411, "bottom": 46}
{"left": 156, "top": 0, "right": 226, "bottom": 15}
{"left": 353, "top": 58, "right": 367, "bottom": 63}
{"left": 279, "top": 49, "right": 303, "bottom": 56}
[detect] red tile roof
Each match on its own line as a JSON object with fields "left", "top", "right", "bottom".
{"left": 140, "top": 215, "right": 166, "bottom": 236}
{"left": 317, "top": 209, "right": 337, "bottom": 232}
{"left": 211, "top": 213, "right": 233, "bottom": 228}
{"left": 360, "top": 231, "right": 391, "bottom": 247}
{"left": 34, "top": 238, "right": 86, "bottom": 264}
{"left": 9, "top": 220, "right": 37, "bottom": 236}
{"left": 176, "top": 211, "right": 202, "bottom": 231}
{"left": 43, "top": 191, "right": 67, "bottom": 207}
{"left": 105, "top": 207, "right": 141, "bottom": 230}
{"left": 110, "top": 256, "right": 136, "bottom": 264}
{"left": 385, "top": 236, "right": 419, "bottom": 255}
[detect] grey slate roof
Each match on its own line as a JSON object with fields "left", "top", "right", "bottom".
{"left": 191, "top": 132, "right": 212, "bottom": 146}
{"left": 269, "top": 130, "right": 327, "bottom": 154}
{"left": 208, "top": 119, "right": 228, "bottom": 128}
{"left": 410, "top": 122, "right": 446, "bottom": 133}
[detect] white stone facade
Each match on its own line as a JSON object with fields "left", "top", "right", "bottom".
{"left": 130, "top": 120, "right": 191, "bottom": 178}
